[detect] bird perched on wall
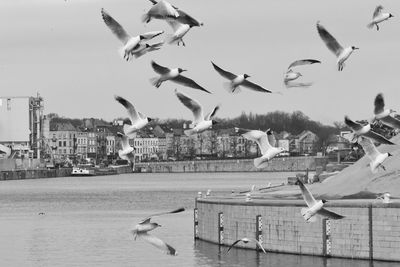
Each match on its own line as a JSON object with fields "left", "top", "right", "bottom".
{"left": 226, "top": 238, "right": 266, "bottom": 254}
{"left": 117, "top": 132, "right": 135, "bottom": 171}
{"left": 283, "top": 59, "right": 321, "bottom": 88}
{"left": 367, "top": 5, "right": 394, "bottom": 31}
{"left": 297, "top": 178, "right": 344, "bottom": 222}
{"left": 316, "top": 22, "right": 359, "bottom": 71}
{"left": 101, "top": 8, "right": 164, "bottom": 61}
{"left": 235, "top": 128, "right": 286, "bottom": 168}
{"left": 211, "top": 61, "right": 272, "bottom": 94}
{"left": 344, "top": 116, "right": 394, "bottom": 145}
{"left": 358, "top": 136, "right": 393, "bottom": 173}
{"left": 175, "top": 90, "right": 219, "bottom": 136}
{"left": 131, "top": 207, "right": 185, "bottom": 255}
{"left": 114, "top": 95, "right": 152, "bottom": 138}
{"left": 150, "top": 61, "right": 210, "bottom": 93}
{"left": 373, "top": 93, "right": 400, "bottom": 130}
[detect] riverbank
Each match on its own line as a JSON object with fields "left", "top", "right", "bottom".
{"left": 135, "top": 156, "right": 328, "bottom": 173}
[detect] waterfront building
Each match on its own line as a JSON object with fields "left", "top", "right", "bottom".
{"left": 49, "top": 122, "right": 77, "bottom": 160}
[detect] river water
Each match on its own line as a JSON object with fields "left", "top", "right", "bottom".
{"left": 0, "top": 172, "right": 396, "bottom": 267}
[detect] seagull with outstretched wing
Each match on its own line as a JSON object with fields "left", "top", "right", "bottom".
{"left": 367, "top": 5, "right": 394, "bottom": 31}
{"left": 358, "top": 136, "right": 393, "bottom": 173}
{"left": 284, "top": 59, "right": 320, "bottom": 88}
{"left": 226, "top": 238, "right": 267, "bottom": 254}
{"left": 117, "top": 132, "right": 135, "bottom": 171}
{"left": 373, "top": 93, "right": 400, "bottom": 130}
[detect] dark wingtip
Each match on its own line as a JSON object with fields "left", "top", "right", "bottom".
{"left": 170, "top": 207, "right": 185, "bottom": 214}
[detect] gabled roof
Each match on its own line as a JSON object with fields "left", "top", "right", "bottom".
{"left": 50, "top": 122, "right": 76, "bottom": 132}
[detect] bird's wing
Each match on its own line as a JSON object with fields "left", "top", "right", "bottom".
{"left": 287, "top": 59, "right": 321, "bottom": 70}
{"left": 176, "top": 9, "right": 203, "bottom": 27}
{"left": 138, "top": 112, "right": 147, "bottom": 120}
{"left": 226, "top": 239, "right": 242, "bottom": 253}
{"left": 241, "top": 79, "right": 272, "bottom": 93}
{"left": 382, "top": 116, "right": 400, "bottom": 129}
{"left": 344, "top": 116, "right": 363, "bottom": 131}
{"left": 205, "top": 105, "right": 219, "bottom": 121}
{"left": 117, "top": 132, "right": 130, "bottom": 149}
{"left": 248, "top": 238, "right": 267, "bottom": 254}
{"left": 151, "top": 60, "right": 171, "bottom": 74}
{"left": 316, "top": 22, "right": 344, "bottom": 57}
{"left": 239, "top": 129, "right": 271, "bottom": 155}
{"left": 149, "top": 0, "right": 179, "bottom": 18}
{"left": 374, "top": 93, "right": 385, "bottom": 115}
{"left": 284, "top": 80, "right": 313, "bottom": 88}
{"left": 138, "top": 233, "right": 177, "bottom": 256}
{"left": 148, "top": 0, "right": 158, "bottom": 4}
{"left": 373, "top": 5, "right": 384, "bottom": 19}
{"left": 317, "top": 208, "right": 345, "bottom": 220}
{"left": 166, "top": 20, "right": 183, "bottom": 31}
{"left": 266, "top": 129, "right": 276, "bottom": 147}
{"left": 364, "top": 131, "right": 394, "bottom": 145}
{"left": 101, "top": 9, "right": 131, "bottom": 44}
{"left": 211, "top": 62, "right": 237, "bottom": 80}
{"left": 140, "top": 207, "right": 185, "bottom": 224}
{"left": 140, "top": 30, "right": 164, "bottom": 40}
{"left": 115, "top": 95, "right": 139, "bottom": 123}
{"left": 358, "top": 136, "right": 380, "bottom": 160}
{"left": 297, "top": 178, "right": 317, "bottom": 207}
{"left": 171, "top": 75, "right": 211, "bottom": 94}
{"left": 175, "top": 90, "right": 203, "bottom": 123}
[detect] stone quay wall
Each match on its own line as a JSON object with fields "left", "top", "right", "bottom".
{"left": 136, "top": 156, "right": 328, "bottom": 173}
{"left": 0, "top": 168, "right": 72, "bottom": 181}
{"left": 195, "top": 198, "right": 400, "bottom": 262}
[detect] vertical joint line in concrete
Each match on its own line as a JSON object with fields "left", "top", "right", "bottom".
{"left": 256, "top": 215, "right": 263, "bottom": 251}
{"left": 368, "top": 204, "right": 373, "bottom": 261}
{"left": 194, "top": 208, "right": 199, "bottom": 240}
{"left": 218, "top": 212, "right": 224, "bottom": 245}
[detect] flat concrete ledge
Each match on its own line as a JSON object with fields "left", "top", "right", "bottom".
{"left": 195, "top": 197, "right": 400, "bottom": 262}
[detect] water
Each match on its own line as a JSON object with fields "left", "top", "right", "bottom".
{"left": 0, "top": 172, "right": 396, "bottom": 267}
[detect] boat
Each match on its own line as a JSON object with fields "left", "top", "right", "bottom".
{"left": 71, "top": 166, "right": 95, "bottom": 176}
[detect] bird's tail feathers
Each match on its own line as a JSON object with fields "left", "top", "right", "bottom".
{"left": 254, "top": 157, "right": 268, "bottom": 169}
{"left": 165, "top": 34, "right": 179, "bottom": 45}
{"left": 118, "top": 47, "right": 131, "bottom": 61}
{"left": 301, "top": 208, "right": 316, "bottom": 222}
{"left": 184, "top": 129, "right": 195, "bottom": 136}
{"left": 150, "top": 77, "right": 161, "bottom": 88}
{"left": 367, "top": 22, "right": 375, "bottom": 29}
{"left": 223, "top": 82, "right": 240, "bottom": 94}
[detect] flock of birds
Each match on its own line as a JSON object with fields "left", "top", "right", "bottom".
{"left": 97, "top": 1, "right": 399, "bottom": 256}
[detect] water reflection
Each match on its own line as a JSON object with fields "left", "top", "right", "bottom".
{"left": 193, "top": 240, "right": 396, "bottom": 267}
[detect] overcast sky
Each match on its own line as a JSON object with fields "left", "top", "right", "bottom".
{"left": 0, "top": 0, "right": 399, "bottom": 125}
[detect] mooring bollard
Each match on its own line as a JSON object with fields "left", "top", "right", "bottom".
{"left": 218, "top": 212, "right": 224, "bottom": 245}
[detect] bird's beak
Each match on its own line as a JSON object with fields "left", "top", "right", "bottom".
{"left": 388, "top": 153, "right": 393, "bottom": 157}
{"left": 181, "top": 69, "right": 187, "bottom": 72}
{"left": 354, "top": 47, "right": 359, "bottom": 50}
{"left": 148, "top": 117, "right": 152, "bottom": 122}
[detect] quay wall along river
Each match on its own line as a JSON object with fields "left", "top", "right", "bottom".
{"left": 195, "top": 198, "right": 400, "bottom": 262}
{"left": 136, "top": 156, "right": 328, "bottom": 173}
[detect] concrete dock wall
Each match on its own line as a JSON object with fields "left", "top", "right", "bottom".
{"left": 136, "top": 156, "right": 328, "bottom": 173}
{"left": 195, "top": 198, "right": 400, "bottom": 261}
{"left": 0, "top": 168, "right": 72, "bottom": 181}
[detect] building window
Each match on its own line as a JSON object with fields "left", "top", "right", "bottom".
{"left": 63, "top": 141, "right": 66, "bottom": 147}
{"left": 59, "top": 141, "right": 62, "bottom": 147}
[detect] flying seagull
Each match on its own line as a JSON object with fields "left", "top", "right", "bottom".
{"left": 226, "top": 238, "right": 267, "bottom": 254}
{"left": 166, "top": 21, "right": 193, "bottom": 46}
{"left": 297, "top": 178, "right": 344, "bottom": 222}
{"left": 358, "top": 136, "right": 392, "bottom": 173}
{"left": 175, "top": 90, "right": 218, "bottom": 136}
{"left": 117, "top": 132, "right": 135, "bottom": 171}
{"left": 143, "top": 0, "right": 203, "bottom": 27}
{"left": 367, "top": 5, "right": 394, "bottom": 31}
{"left": 114, "top": 95, "right": 152, "bottom": 138}
{"left": 0, "top": 144, "right": 11, "bottom": 158}
{"left": 344, "top": 115, "right": 394, "bottom": 145}
{"left": 131, "top": 41, "right": 164, "bottom": 59}
{"left": 373, "top": 93, "right": 400, "bottom": 130}
{"left": 284, "top": 59, "right": 321, "bottom": 88}
{"left": 316, "top": 22, "right": 359, "bottom": 71}
{"left": 211, "top": 61, "right": 272, "bottom": 94}
{"left": 101, "top": 8, "right": 163, "bottom": 61}
{"left": 131, "top": 207, "right": 185, "bottom": 256}
{"left": 150, "top": 61, "right": 211, "bottom": 93}
{"left": 235, "top": 128, "right": 286, "bottom": 168}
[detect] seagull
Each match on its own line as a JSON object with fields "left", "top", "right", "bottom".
{"left": 367, "top": 5, "right": 394, "bottom": 31}
{"left": 316, "top": 22, "right": 359, "bottom": 71}
{"left": 131, "top": 41, "right": 164, "bottom": 59}
{"left": 235, "top": 128, "right": 286, "bottom": 168}
{"left": 101, "top": 8, "right": 164, "bottom": 61}
{"left": 166, "top": 21, "right": 192, "bottom": 46}
{"left": 284, "top": 59, "right": 321, "bottom": 88}
{"left": 143, "top": 0, "right": 203, "bottom": 27}
{"left": 0, "top": 144, "right": 11, "bottom": 158}
{"left": 297, "top": 177, "right": 345, "bottom": 222}
{"left": 373, "top": 93, "right": 400, "bottom": 130}
{"left": 226, "top": 238, "right": 267, "bottom": 254}
{"left": 175, "top": 90, "right": 218, "bottom": 136}
{"left": 211, "top": 62, "right": 272, "bottom": 94}
{"left": 358, "top": 136, "right": 392, "bottom": 173}
{"left": 131, "top": 207, "right": 185, "bottom": 256}
{"left": 117, "top": 132, "right": 135, "bottom": 171}
{"left": 344, "top": 116, "right": 394, "bottom": 145}
{"left": 114, "top": 95, "right": 152, "bottom": 138}
{"left": 150, "top": 61, "right": 211, "bottom": 93}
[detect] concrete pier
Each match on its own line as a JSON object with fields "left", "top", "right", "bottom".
{"left": 195, "top": 197, "right": 400, "bottom": 262}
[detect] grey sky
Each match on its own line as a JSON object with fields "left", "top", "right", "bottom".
{"left": 0, "top": 0, "right": 399, "bottom": 125}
